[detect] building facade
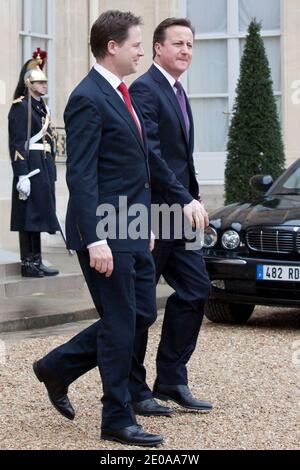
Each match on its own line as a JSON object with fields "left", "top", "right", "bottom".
{"left": 0, "top": 0, "right": 299, "bottom": 251}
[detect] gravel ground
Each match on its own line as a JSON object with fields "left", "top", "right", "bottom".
{"left": 0, "top": 307, "right": 299, "bottom": 450}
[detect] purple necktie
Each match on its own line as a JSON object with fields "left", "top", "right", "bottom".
{"left": 174, "top": 81, "right": 190, "bottom": 138}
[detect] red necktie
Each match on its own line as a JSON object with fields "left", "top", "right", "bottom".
{"left": 118, "top": 82, "right": 143, "bottom": 142}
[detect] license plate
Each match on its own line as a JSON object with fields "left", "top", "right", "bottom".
{"left": 256, "top": 264, "right": 300, "bottom": 281}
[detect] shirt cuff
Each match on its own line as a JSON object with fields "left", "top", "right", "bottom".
{"left": 87, "top": 240, "right": 108, "bottom": 249}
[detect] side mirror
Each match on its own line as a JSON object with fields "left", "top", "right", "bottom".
{"left": 250, "top": 175, "right": 274, "bottom": 193}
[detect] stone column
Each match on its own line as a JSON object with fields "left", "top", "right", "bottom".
{"left": 89, "top": 0, "right": 100, "bottom": 68}
{"left": 0, "top": 0, "right": 21, "bottom": 250}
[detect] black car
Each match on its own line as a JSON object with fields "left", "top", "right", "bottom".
{"left": 203, "top": 159, "right": 300, "bottom": 324}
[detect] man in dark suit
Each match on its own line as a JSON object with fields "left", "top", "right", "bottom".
{"left": 32, "top": 10, "right": 166, "bottom": 447}
{"left": 130, "top": 18, "right": 213, "bottom": 411}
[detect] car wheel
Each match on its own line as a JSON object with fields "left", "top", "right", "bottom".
{"left": 204, "top": 300, "right": 255, "bottom": 324}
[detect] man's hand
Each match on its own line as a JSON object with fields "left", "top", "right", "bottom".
{"left": 150, "top": 231, "right": 156, "bottom": 252}
{"left": 200, "top": 202, "right": 209, "bottom": 228}
{"left": 88, "top": 244, "right": 114, "bottom": 277}
{"left": 183, "top": 200, "right": 209, "bottom": 230}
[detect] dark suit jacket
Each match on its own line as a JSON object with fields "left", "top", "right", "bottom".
{"left": 64, "top": 68, "right": 151, "bottom": 251}
{"left": 130, "top": 64, "right": 199, "bottom": 208}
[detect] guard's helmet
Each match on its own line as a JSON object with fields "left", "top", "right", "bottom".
{"left": 24, "top": 48, "right": 48, "bottom": 86}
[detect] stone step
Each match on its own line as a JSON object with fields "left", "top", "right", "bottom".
{"left": 0, "top": 273, "right": 85, "bottom": 299}
{"left": 0, "top": 249, "right": 79, "bottom": 279}
{"left": 0, "top": 261, "right": 67, "bottom": 279}
{"left": 0, "top": 250, "right": 20, "bottom": 278}
{"left": 0, "top": 284, "right": 173, "bottom": 333}
{"left": 0, "top": 262, "right": 20, "bottom": 278}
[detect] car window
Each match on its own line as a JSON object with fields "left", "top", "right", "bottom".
{"left": 271, "top": 165, "right": 300, "bottom": 194}
{"left": 283, "top": 167, "right": 300, "bottom": 188}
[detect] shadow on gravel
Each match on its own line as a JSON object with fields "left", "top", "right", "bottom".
{"left": 248, "top": 307, "right": 300, "bottom": 330}
{"left": 204, "top": 306, "right": 300, "bottom": 331}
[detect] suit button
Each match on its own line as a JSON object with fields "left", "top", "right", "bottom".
{"left": 144, "top": 183, "right": 150, "bottom": 189}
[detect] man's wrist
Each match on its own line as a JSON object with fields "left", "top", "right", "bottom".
{"left": 87, "top": 240, "right": 108, "bottom": 249}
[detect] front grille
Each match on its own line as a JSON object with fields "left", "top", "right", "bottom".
{"left": 296, "top": 234, "right": 300, "bottom": 254}
{"left": 246, "top": 229, "right": 294, "bottom": 254}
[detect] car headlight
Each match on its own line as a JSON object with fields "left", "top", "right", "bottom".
{"left": 222, "top": 230, "right": 240, "bottom": 250}
{"left": 203, "top": 226, "right": 218, "bottom": 248}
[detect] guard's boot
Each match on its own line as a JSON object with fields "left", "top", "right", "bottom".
{"left": 19, "top": 232, "right": 44, "bottom": 278}
{"left": 33, "top": 255, "right": 59, "bottom": 277}
{"left": 21, "top": 257, "right": 44, "bottom": 278}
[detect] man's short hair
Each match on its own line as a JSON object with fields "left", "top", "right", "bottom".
{"left": 90, "top": 10, "right": 142, "bottom": 59}
{"left": 153, "top": 17, "right": 195, "bottom": 59}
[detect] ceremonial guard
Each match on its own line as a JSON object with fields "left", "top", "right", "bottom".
{"left": 8, "top": 49, "right": 59, "bottom": 277}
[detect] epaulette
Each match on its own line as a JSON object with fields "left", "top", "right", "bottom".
{"left": 12, "top": 96, "right": 25, "bottom": 105}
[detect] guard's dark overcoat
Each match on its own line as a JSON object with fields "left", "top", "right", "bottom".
{"left": 8, "top": 95, "right": 59, "bottom": 233}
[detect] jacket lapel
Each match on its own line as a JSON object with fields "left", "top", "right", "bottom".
{"left": 185, "top": 95, "right": 194, "bottom": 154}
{"left": 131, "top": 97, "right": 148, "bottom": 151}
{"left": 131, "top": 97, "right": 150, "bottom": 179}
{"left": 149, "top": 65, "right": 190, "bottom": 147}
{"left": 89, "top": 68, "right": 146, "bottom": 155}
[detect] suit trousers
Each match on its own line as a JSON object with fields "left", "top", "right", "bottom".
{"left": 133, "top": 239, "right": 211, "bottom": 391}
{"left": 153, "top": 240, "right": 211, "bottom": 385}
{"left": 41, "top": 249, "right": 156, "bottom": 430}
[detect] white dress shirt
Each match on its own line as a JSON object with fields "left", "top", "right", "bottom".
{"left": 153, "top": 62, "right": 179, "bottom": 94}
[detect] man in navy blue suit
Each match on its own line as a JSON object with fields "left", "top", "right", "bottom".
{"left": 32, "top": 10, "right": 166, "bottom": 447}
{"left": 130, "top": 18, "right": 213, "bottom": 411}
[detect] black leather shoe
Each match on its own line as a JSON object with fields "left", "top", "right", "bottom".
{"left": 153, "top": 383, "right": 213, "bottom": 412}
{"left": 21, "top": 259, "right": 44, "bottom": 278}
{"left": 32, "top": 361, "right": 75, "bottom": 420}
{"left": 34, "top": 256, "right": 59, "bottom": 277}
{"left": 101, "top": 425, "right": 163, "bottom": 447}
{"left": 133, "top": 398, "right": 173, "bottom": 417}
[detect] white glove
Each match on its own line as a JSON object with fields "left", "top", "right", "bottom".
{"left": 17, "top": 176, "right": 31, "bottom": 198}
